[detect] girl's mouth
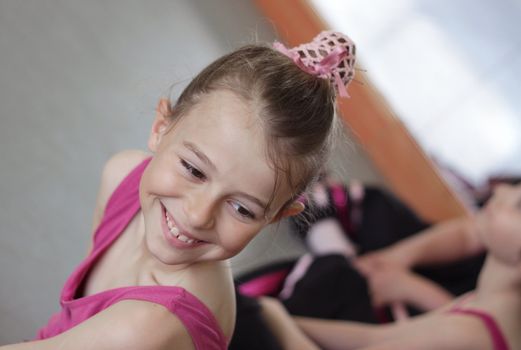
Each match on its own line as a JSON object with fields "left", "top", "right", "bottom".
{"left": 160, "top": 204, "right": 205, "bottom": 248}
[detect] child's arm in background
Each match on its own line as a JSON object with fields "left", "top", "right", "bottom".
{"left": 356, "top": 216, "right": 484, "bottom": 271}
{"left": 365, "top": 263, "right": 454, "bottom": 312}
{"left": 0, "top": 300, "right": 195, "bottom": 350}
{"left": 87, "top": 150, "right": 149, "bottom": 255}
{"left": 295, "top": 306, "right": 492, "bottom": 350}
{"left": 294, "top": 316, "right": 384, "bottom": 350}
{"left": 354, "top": 216, "right": 483, "bottom": 312}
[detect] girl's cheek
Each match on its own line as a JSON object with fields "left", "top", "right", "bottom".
{"left": 222, "top": 225, "right": 260, "bottom": 253}
{"left": 147, "top": 164, "right": 183, "bottom": 195}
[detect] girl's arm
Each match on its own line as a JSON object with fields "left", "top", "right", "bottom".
{"left": 356, "top": 216, "right": 484, "bottom": 272}
{"left": 295, "top": 309, "right": 492, "bottom": 350}
{"left": 353, "top": 217, "right": 483, "bottom": 315}
{"left": 259, "top": 297, "right": 320, "bottom": 350}
{"left": 366, "top": 264, "right": 454, "bottom": 312}
{"left": 0, "top": 300, "right": 195, "bottom": 350}
{"left": 294, "top": 316, "right": 385, "bottom": 350}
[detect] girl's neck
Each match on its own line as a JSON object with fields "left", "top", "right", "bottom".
{"left": 476, "top": 255, "right": 521, "bottom": 298}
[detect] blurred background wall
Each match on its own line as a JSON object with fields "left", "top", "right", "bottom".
{"left": 0, "top": 0, "right": 382, "bottom": 343}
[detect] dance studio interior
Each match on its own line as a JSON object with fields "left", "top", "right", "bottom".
{"left": 1, "top": 0, "right": 520, "bottom": 348}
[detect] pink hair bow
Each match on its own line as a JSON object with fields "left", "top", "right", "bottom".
{"left": 273, "top": 31, "right": 356, "bottom": 98}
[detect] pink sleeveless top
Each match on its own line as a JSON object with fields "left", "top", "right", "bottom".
{"left": 36, "top": 157, "right": 228, "bottom": 350}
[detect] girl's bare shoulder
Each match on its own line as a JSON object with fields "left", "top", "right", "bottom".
{"left": 173, "top": 261, "right": 236, "bottom": 340}
{"left": 96, "top": 150, "right": 150, "bottom": 207}
{"left": 89, "top": 150, "right": 151, "bottom": 237}
{"left": 101, "top": 150, "right": 151, "bottom": 192}
{"left": 479, "top": 291, "right": 521, "bottom": 350}
{"left": 441, "top": 292, "right": 519, "bottom": 350}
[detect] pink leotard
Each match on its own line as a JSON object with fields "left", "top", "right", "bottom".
{"left": 36, "top": 157, "right": 228, "bottom": 350}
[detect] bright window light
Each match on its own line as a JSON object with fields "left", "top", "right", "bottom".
{"left": 311, "top": 0, "right": 521, "bottom": 185}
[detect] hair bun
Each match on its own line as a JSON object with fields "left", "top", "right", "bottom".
{"left": 274, "top": 31, "right": 356, "bottom": 97}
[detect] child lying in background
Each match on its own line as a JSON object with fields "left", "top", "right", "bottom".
{"left": 230, "top": 183, "right": 521, "bottom": 349}
{"left": 230, "top": 178, "right": 482, "bottom": 349}
{"left": 294, "top": 183, "right": 521, "bottom": 349}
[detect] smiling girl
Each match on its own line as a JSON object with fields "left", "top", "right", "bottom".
{"left": 0, "top": 31, "right": 356, "bottom": 350}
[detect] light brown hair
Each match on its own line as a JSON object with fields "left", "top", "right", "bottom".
{"left": 165, "top": 45, "right": 338, "bottom": 212}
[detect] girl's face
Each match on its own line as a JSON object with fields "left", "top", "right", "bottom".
{"left": 140, "top": 90, "right": 302, "bottom": 266}
{"left": 476, "top": 184, "right": 521, "bottom": 265}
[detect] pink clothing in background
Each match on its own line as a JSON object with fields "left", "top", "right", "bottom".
{"left": 36, "top": 157, "right": 228, "bottom": 350}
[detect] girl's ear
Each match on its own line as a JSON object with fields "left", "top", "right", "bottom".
{"left": 270, "top": 201, "right": 305, "bottom": 223}
{"left": 148, "top": 98, "right": 172, "bottom": 152}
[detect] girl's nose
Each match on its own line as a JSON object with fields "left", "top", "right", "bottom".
{"left": 183, "top": 190, "right": 216, "bottom": 230}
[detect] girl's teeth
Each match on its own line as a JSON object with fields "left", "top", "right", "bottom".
{"left": 165, "top": 209, "right": 199, "bottom": 244}
{"left": 170, "top": 226, "right": 180, "bottom": 236}
{"left": 166, "top": 216, "right": 179, "bottom": 234}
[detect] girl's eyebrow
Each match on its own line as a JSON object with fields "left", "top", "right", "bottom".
{"left": 182, "top": 141, "right": 269, "bottom": 209}
{"left": 183, "top": 141, "right": 217, "bottom": 171}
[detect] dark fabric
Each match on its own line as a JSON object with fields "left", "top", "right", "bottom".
{"left": 414, "top": 255, "right": 485, "bottom": 297}
{"left": 356, "top": 186, "right": 430, "bottom": 253}
{"left": 282, "top": 254, "right": 378, "bottom": 323}
{"left": 230, "top": 255, "right": 376, "bottom": 349}
{"left": 229, "top": 290, "right": 283, "bottom": 350}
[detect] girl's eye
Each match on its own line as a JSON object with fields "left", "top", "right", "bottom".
{"left": 230, "top": 201, "right": 255, "bottom": 220}
{"left": 180, "top": 159, "right": 206, "bottom": 180}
